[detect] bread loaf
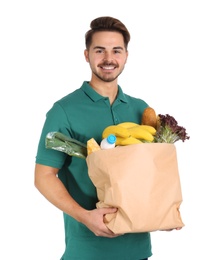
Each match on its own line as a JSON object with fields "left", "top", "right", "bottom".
{"left": 141, "top": 107, "right": 157, "bottom": 129}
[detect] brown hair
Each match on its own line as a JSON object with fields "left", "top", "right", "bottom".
{"left": 85, "top": 16, "right": 130, "bottom": 50}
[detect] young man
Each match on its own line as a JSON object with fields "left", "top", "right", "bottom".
{"left": 35, "top": 16, "right": 152, "bottom": 260}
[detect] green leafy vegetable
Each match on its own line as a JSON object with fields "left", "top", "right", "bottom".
{"left": 154, "top": 114, "right": 190, "bottom": 143}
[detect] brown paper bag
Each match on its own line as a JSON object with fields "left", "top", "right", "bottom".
{"left": 86, "top": 143, "right": 184, "bottom": 234}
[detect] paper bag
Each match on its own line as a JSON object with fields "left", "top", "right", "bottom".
{"left": 86, "top": 143, "right": 184, "bottom": 234}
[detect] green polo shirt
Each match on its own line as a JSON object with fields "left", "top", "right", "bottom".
{"left": 35, "top": 81, "right": 152, "bottom": 260}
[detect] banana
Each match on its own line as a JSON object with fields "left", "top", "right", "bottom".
{"left": 102, "top": 125, "right": 130, "bottom": 139}
{"left": 117, "top": 122, "right": 139, "bottom": 128}
{"left": 115, "top": 136, "right": 126, "bottom": 146}
{"left": 136, "top": 125, "right": 156, "bottom": 135}
{"left": 102, "top": 123, "right": 155, "bottom": 145}
{"left": 128, "top": 126, "right": 154, "bottom": 142}
{"left": 120, "top": 136, "right": 142, "bottom": 145}
{"left": 117, "top": 122, "right": 156, "bottom": 135}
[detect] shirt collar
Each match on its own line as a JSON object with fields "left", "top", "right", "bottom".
{"left": 81, "top": 81, "right": 128, "bottom": 103}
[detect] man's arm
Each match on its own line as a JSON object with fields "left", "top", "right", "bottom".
{"left": 34, "top": 164, "right": 119, "bottom": 237}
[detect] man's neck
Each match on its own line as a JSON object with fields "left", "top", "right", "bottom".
{"left": 89, "top": 79, "right": 118, "bottom": 104}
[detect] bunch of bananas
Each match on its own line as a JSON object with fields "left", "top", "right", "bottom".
{"left": 102, "top": 122, "right": 156, "bottom": 146}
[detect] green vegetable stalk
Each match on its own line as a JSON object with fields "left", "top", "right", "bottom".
{"left": 45, "top": 132, "right": 87, "bottom": 159}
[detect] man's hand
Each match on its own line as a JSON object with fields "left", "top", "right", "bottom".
{"left": 162, "top": 227, "right": 183, "bottom": 232}
{"left": 81, "top": 207, "right": 123, "bottom": 238}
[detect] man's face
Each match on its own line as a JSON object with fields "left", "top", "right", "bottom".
{"left": 84, "top": 31, "right": 128, "bottom": 83}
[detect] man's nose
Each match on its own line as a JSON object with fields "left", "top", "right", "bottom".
{"left": 103, "top": 52, "right": 114, "bottom": 62}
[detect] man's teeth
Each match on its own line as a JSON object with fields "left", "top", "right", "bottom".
{"left": 102, "top": 66, "right": 114, "bottom": 70}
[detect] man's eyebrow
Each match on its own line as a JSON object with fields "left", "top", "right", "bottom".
{"left": 93, "top": 46, "right": 105, "bottom": 50}
{"left": 93, "top": 46, "right": 124, "bottom": 50}
{"left": 113, "top": 46, "right": 124, "bottom": 50}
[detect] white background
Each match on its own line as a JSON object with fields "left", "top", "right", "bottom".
{"left": 1, "top": 0, "right": 217, "bottom": 259}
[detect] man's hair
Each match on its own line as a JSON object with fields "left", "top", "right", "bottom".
{"left": 85, "top": 16, "right": 130, "bottom": 50}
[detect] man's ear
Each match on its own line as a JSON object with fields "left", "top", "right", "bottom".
{"left": 84, "top": 49, "right": 89, "bottom": 62}
{"left": 125, "top": 50, "right": 129, "bottom": 64}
